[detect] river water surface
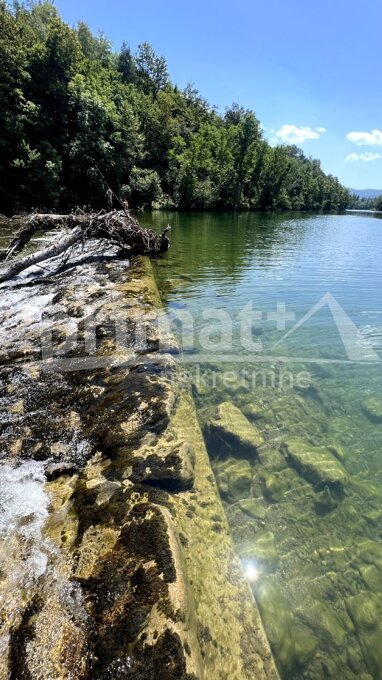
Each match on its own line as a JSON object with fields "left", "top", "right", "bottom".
{"left": 1, "top": 211, "right": 382, "bottom": 678}
{"left": 143, "top": 211, "right": 382, "bottom": 680}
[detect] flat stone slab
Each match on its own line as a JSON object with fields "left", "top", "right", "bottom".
{"left": 208, "top": 401, "right": 264, "bottom": 454}
{"left": 284, "top": 438, "right": 347, "bottom": 491}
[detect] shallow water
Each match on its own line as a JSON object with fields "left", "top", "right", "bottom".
{"left": 145, "top": 211, "right": 382, "bottom": 679}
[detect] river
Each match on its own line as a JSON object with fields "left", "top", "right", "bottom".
{"left": 141, "top": 210, "right": 382, "bottom": 680}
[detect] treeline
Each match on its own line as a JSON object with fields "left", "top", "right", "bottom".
{"left": 0, "top": 1, "right": 350, "bottom": 213}
{"left": 348, "top": 194, "right": 382, "bottom": 211}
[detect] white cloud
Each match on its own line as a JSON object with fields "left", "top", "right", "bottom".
{"left": 346, "top": 129, "right": 382, "bottom": 147}
{"left": 275, "top": 124, "right": 326, "bottom": 144}
{"left": 345, "top": 152, "right": 382, "bottom": 162}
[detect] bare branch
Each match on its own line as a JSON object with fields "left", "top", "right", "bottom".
{"left": 0, "top": 211, "right": 170, "bottom": 283}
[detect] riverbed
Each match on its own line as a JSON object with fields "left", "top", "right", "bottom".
{"left": 143, "top": 210, "right": 382, "bottom": 680}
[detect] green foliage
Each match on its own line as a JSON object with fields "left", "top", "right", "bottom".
{"left": 135, "top": 41, "right": 169, "bottom": 96}
{"left": 0, "top": 1, "right": 350, "bottom": 213}
{"left": 118, "top": 42, "right": 137, "bottom": 84}
{"left": 348, "top": 193, "right": 382, "bottom": 211}
{"left": 124, "top": 167, "right": 162, "bottom": 207}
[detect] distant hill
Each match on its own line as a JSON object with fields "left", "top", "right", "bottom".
{"left": 349, "top": 188, "right": 382, "bottom": 199}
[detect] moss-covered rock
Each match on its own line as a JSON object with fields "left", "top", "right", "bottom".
{"left": 315, "top": 485, "right": 339, "bottom": 512}
{"left": 346, "top": 592, "right": 382, "bottom": 678}
{"left": 215, "top": 459, "right": 253, "bottom": 501}
{"left": 255, "top": 580, "right": 317, "bottom": 674}
{"left": 355, "top": 538, "right": 382, "bottom": 568}
{"left": 239, "top": 498, "right": 268, "bottom": 519}
{"left": 362, "top": 397, "right": 382, "bottom": 423}
{"left": 298, "top": 599, "right": 346, "bottom": 648}
{"left": 345, "top": 591, "right": 380, "bottom": 630}
{"left": 359, "top": 564, "right": 382, "bottom": 592}
{"left": 284, "top": 438, "right": 347, "bottom": 492}
{"left": 207, "top": 401, "right": 264, "bottom": 456}
{"left": 263, "top": 473, "right": 288, "bottom": 503}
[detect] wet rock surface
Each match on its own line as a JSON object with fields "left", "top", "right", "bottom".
{"left": 0, "top": 235, "right": 278, "bottom": 680}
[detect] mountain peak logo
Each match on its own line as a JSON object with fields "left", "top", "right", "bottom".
{"left": 277, "top": 293, "right": 381, "bottom": 363}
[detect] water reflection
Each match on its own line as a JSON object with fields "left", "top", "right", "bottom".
{"left": 149, "top": 210, "right": 382, "bottom": 680}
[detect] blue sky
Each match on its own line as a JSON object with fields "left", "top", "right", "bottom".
{"left": 55, "top": 0, "right": 382, "bottom": 189}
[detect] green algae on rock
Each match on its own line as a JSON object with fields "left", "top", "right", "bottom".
{"left": 239, "top": 531, "right": 279, "bottom": 571}
{"left": 283, "top": 438, "right": 347, "bottom": 492}
{"left": 255, "top": 579, "right": 318, "bottom": 675}
{"left": 215, "top": 458, "right": 253, "bottom": 501}
{"left": 345, "top": 592, "right": 382, "bottom": 678}
{"left": 206, "top": 401, "right": 264, "bottom": 457}
{"left": 362, "top": 397, "right": 382, "bottom": 423}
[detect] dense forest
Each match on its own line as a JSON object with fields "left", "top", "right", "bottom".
{"left": 0, "top": 1, "right": 350, "bottom": 214}
{"left": 348, "top": 194, "right": 382, "bottom": 211}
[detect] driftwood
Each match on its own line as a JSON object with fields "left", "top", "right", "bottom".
{"left": 0, "top": 211, "right": 170, "bottom": 283}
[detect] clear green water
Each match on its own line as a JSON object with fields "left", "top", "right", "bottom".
{"left": 143, "top": 210, "right": 382, "bottom": 680}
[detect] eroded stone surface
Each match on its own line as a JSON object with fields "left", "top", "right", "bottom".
{"left": 120, "top": 433, "right": 195, "bottom": 491}
{"left": 0, "top": 245, "right": 278, "bottom": 680}
{"left": 0, "top": 254, "right": 202, "bottom": 680}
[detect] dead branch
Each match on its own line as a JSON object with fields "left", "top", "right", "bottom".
{"left": 0, "top": 210, "right": 170, "bottom": 283}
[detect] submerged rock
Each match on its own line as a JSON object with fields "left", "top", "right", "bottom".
{"left": 239, "top": 531, "right": 279, "bottom": 571}
{"left": 239, "top": 498, "right": 268, "bottom": 519}
{"left": 215, "top": 459, "right": 253, "bottom": 501}
{"left": 298, "top": 599, "right": 346, "bottom": 648}
{"left": 241, "top": 403, "right": 263, "bottom": 420}
{"left": 359, "top": 564, "right": 382, "bottom": 592}
{"left": 362, "top": 397, "right": 382, "bottom": 423}
{"left": 263, "top": 473, "right": 288, "bottom": 503}
{"left": 206, "top": 401, "right": 264, "bottom": 457}
{"left": 354, "top": 538, "right": 382, "bottom": 568}
{"left": 315, "top": 484, "right": 339, "bottom": 512}
{"left": 327, "top": 443, "right": 347, "bottom": 462}
{"left": 284, "top": 438, "right": 347, "bottom": 493}
{"left": 346, "top": 591, "right": 381, "bottom": 630}
{"left": 255, "top": 580, "right": 317, "bottom": 674}
{"left": 345, "top": 592, "right": 382, "bottom": 678}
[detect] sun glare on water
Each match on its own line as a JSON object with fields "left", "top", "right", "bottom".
{"left": 244, "top": 561, "right": 261, "bottom": 583}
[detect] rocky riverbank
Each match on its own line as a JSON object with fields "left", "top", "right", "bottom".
{"left": 0, "top": 230, "right": 278, "bottom": 679}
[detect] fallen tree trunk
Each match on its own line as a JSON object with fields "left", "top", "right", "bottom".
{"left": 0, "top": 214, "right": 77, "bottom": 262}
{"left": 0, "top": 210, "right": 170, "bottom": 283}
{"left": 0, "top": 227, "right": 83, "bottom": 283}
